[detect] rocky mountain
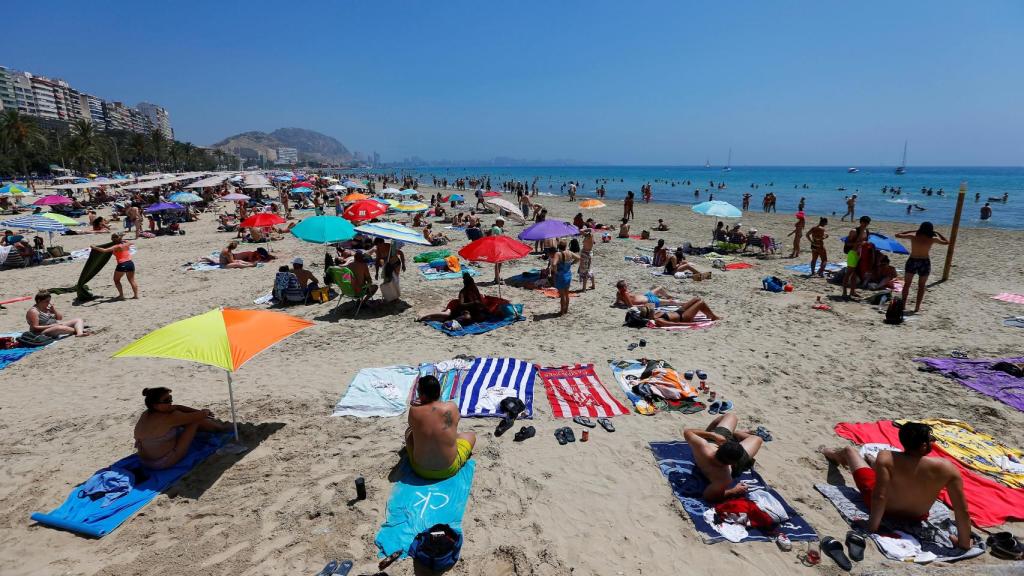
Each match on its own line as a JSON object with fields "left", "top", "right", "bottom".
{"left": 211, "top": 128, "right": 352, "bottom": 163}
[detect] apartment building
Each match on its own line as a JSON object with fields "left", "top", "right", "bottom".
{"left": 136, "top": 102, "right": 173, "bottom": 140}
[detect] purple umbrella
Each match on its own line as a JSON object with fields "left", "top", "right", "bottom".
{"left": 144, "top": 202, "right": 185, "bottom": 213}
{"left": 517, "top": 219, "right": 580, "bottom": 241}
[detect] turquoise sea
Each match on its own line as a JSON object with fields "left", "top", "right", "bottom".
{"left": 386, "top": 166, "right": 1022, "bottom": 230}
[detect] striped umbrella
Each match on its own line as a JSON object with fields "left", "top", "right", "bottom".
{"left": 42, "top": 213, "right": 83, "bottom": 226}
{"left": 2, "top": 214, "right": 69, "bottom": 245}
{"left": 392, "top": 201, "right": 429, "bottom": 213}
{"left": 0, "top": 184, "right": 29, "bottom": 196}
{"left": 355, "top": 221, "right": 431, "bottom": 246}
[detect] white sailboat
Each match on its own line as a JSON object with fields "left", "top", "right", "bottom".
{"left": 722, "top": 148, "right": 732, "bottom": 172}
{"left": 704, "top": 158, "right": 711, "bottom": 168}
{"left": 847, "top": 167, "right": 859, "bottom": 173}
{"left": 895, "top": 141, "right": 907, "bottom": 175}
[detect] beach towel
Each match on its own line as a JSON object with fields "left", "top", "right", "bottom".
{"left": 608, "top": 359, "right": 703, "bottom": 415}
{"left": 458, "top": 357, "right": 536, "bottom": 418}
{"left": 538, "top": 287, "right": 577, "bottom": 299}
{"left": 723, "top": 262, "right": 753, "bottom": 270}
{"left": 31, "top": 433, "right": 229, "bottom": 537}
{"left": 895, "top": 419, "right": 1024, "bottom": 489}
{"left": 649, "top": 441, "right": 817, "bottom": 544}
{"left": 375, "top": 459, "right": 475, "bottom": 558}
{"left": 701, "top": 251, "right": 738, "bottom": 262}
{"left": 992, "top": 293, "right": 1024, "bottom": 305}
{"left": 252, "top": 292, "right": 274, "bottom": 305}
{"left": 835, "top": 420, "right": 1024, "bottom": 527}
{"left": 409, "top": 359, "right": 472, "bottom": 404}
{"left": 425, "top": 304, "right": 525, "bottom": 337}
{"left": 0, "top": 346, "right": 43, "bottom": 370}
{"left": 538, "top": 363, "right": 629, "bottom": 419}
{"left": 504, "top": 269, "right": 542, "bottom": 287}
{"left": 815, "top": 483, "right": 984, "bottom": 563}
{"left": 418, "top": 263, "right": 477, "bottom": 281}
{"left": 914, "top": 356, "right": 1024, "bottom": 413}
{"left": 1004, "top": 316, "right": 1024, "bottom": 329}
{"left": 647, "top": 312, "right": 717, "bottom": 331}
{"left": 785, "top": 262, "right": 844, "bottom": 274}
{"left": 332, "top": 365, "right": 419, "bottom": 418}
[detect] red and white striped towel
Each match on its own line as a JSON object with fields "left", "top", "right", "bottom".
{"left": 648, "top": 312, "right": 718, "bottom": 331}
{"left": 539, "top": 363, "right": 629, "bottom": 419}
{"left": 993, "top": 293, "right": 1024, "bottom": 305}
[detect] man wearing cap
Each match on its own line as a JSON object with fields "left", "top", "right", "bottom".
{"left": 291, "top": 257, "right": 319, "bottom": 297}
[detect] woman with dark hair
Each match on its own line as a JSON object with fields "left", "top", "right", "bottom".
{"left": 895, "top": 222, "right": 949, "bottom": 313}
{"left": 26, "top": 290, "right": 89, "bottom": 337}
{"left": 416, "top": 272, "right": 486, "bottom": 324}
{"left": 134, "top": 387, "right": 231, "bottom": 469}
{"left": 550, "top": 239, "right": 579, "bottom": 316}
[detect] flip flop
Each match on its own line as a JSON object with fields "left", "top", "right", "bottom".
{"left": 597, "top": 418, "right": 615, "bottom": 432}
{"left": 573, "top": 416, "right": 597, "bottom": 428}
{"left": 683, "top": 371, "right": 694, "bottom": 380}
{"left": 987, "top": 532, "right": 1024, "bottom": 560}
{"left": 494, "top": 416, "right": 515, "bottom": 437}
{"left": 821, "top": 537, "right": 852, "bottom": 571}
{"left": 554, "top": 427, "right": 567, "bottom": 445}
{"left": 563, "top": 427, "right": 576, "bottom": 443}
{"left": 333, "top": 560, "right": 354, "bottom": 575}
{"left": 708, "top": 401, "right": 721, "bottom": 415}
{"left": 513, "top": 426, "right": 536, "bottom": 442}
{"left": 317, "top": 561, "right": 339, "bottom": 576}
{"left": 696, "top": 370, "right": 708, "bottom": 380}
{"left": 845, "top": 532, "right": 866, "bottom": 562}
{"left": 754, "top": 426, "right": 774, "bottom": 442}
{"left": 718, "top": 400, "right": 733, "bottom": 413}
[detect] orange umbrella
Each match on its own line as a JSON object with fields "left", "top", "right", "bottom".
{"left": 343, "top": 192, "right": 369, "bottom": 202}
{"left": 579, "top": 199, "right": 606, "bottom": 209}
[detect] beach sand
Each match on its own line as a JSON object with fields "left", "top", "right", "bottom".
{"left": 1, "top": 187, "right": 1022, "bottom": 575}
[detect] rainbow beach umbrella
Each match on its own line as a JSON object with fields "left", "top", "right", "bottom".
{"left": 113, "top": 308, "right": 314, "bottom": 440}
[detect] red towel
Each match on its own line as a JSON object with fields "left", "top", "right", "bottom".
{"left": 724, "top": 262, "right": 753, "bottom": 270}
{"left": 835, "top": 420, "right": 1024, "bottom": 527}
{"left": 714, "top": 498, "right": 775, "bottom": 529}
{"left": 539, "top": 363, "right": 629, "bottom": 418}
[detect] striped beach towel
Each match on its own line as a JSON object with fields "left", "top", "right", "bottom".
{"left": 458, "top": 357, "right": 536, "bottom": 418}
{"left": 539, "top": 363, "right": 629, "bottom": 419}
{"left": 992, "top": 293, "right": 1024, "bottom": 305}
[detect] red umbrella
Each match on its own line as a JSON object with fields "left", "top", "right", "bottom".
{"left": 291, "top": 181, "right": 314, "bottom": 189}
{"left": 343, "top": 199, "right": 387, "bottom": 222}
{"left": 483, "top": 191, "right": 502, "bottom": 198}
{"left": 240, "top": 213, "right": 286, "bottom": 228}
{"left": 459, "top": 236, "right": 531, "bottom": 297}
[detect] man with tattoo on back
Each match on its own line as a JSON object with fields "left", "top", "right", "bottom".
{"left": 406, "top": 375, "right": 476, "bottom": 479}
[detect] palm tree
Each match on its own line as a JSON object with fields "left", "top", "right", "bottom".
{"left": 149, "top": 131, "right": 166, "bottom": 170}
{"left": 182, "top": 142, "right": 195, "bottom": 170}
{"left": 68, "top": 119, "right": 100, "bottom": 174}
{"left": 0, "top": 110, "right": 47, "bottom": 177}
{"left": 130, "top": 132, "right": 147, "bottom": 169}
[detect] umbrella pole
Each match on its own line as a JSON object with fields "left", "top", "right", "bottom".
{"left": 226, "top": 371, "right": 240, "bottom": 441}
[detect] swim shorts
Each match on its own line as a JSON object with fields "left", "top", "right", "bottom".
{"left": 408, "top": 438, "right": 473, "bottom": 480}
{"left": 115, "top": 261, "right": 135, "bottom": 273}
{"left": 846, "top": 250, "right": 860, "bottom": 268}
{"left": 905, "top": 257, "right": 931, "bottom": 277}
{"left": 645, "top": 291, "right": 661, "bottom": 308}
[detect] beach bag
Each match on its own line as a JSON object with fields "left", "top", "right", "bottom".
{"left": 884, "top": 296, "right": 905, "bottom": 325}
{"left": 47, "top": 246, "right": 69, "bottom": 258}
{"left": 408, "top": 524, "right": 462, "bottom": 572}
{"left": 762, "top": 276, "right": 785, "bottom": 293}
{"left": 624, "top": 307, "right": 647, "bottom": 328}
{"left": 16, "top": 332, "right": 53, "bottom": 347}
{"left": 309, "top": 286, "right": 330, "bottom": 304}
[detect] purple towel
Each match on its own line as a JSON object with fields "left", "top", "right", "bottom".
{"left": 914, "top": 357, "right": 1024, "bottom": 412}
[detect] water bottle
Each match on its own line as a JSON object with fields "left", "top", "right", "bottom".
{"left": 355, "top": 476, "right": 366, "bottom": 501}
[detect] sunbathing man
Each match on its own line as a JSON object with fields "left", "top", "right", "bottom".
{"left": 820, "top": 422, "right": 972, "bottom": 550}
{"left": 683, "top": 414, "right": 763, "bottom": 501}
{"left": 423, "top": 224, "right": 449, "bottom": 246}
{"left": 349, "top": 251, "right": 378, "bottom": 302}
{"left": 135, "top": 387, "right": 232, "bottom": 470}
{"left": 406, "top": 375, "right": 476, "bottom": 479}
{"left": 805, "top": 217, "right": 829, "bottom": 277}
{"left": 615, "top": 280, "right": 689, "bottom": 308}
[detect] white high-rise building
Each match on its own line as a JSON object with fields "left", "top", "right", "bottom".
{"left": 136, "top": 102, "right": 173, "bottom": 139}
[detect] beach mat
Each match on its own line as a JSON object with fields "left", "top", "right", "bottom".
{"left": 425, "top": 305, "right": 524, "bottom": 337}
{"left": 31, "top": 433, "right": 229, "bottom": 538}
{"left": 418, "top": 263, "right": 477, "bottom": 281}
{"left": 538, "top": 363, "right": 629, "bottom": 419}
{"left": 608, "top": 359, "right": 660, "bottom": 415}
{"left": 649, "top": 441, "right": 817, "bottom": 544}
{"left": 409, "top": 360, "right": 472, "bottom": 405}
{"left": 0, "top": 346, "right": 44, "bottom": 370}
{"left": 332, "top": 365, "right": 419, "bottom": 418}
{"left": 815, "top": 481, "right": 984, "bottom": 563}
{"left": 458, "top": 356, "right": 536, "bottom": 418}
{"left": 376, "top": 459, "right": 475, "bottom": 558}
{"left": 914, "top": 356, "right": 1024, "bottom": 413}
{"left": 992, "top": 293, "right": 1024, "bottom": 305}
{"left": 785, "top": 262, "right": 844, "bottom": 275}
{"left": 835, "top": 420, "right": 1024, "bottom": 527}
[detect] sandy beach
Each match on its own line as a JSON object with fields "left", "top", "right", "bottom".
{"left": 1, "top": 187, "right": 1022, "bottom": 576}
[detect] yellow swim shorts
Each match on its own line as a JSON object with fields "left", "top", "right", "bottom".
{"left": 409, "top": 439, "right": 473, "bottom": 480}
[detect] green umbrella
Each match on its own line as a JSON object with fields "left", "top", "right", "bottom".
{"left": 290, "top": 215, "right": 356, "bottom": 244}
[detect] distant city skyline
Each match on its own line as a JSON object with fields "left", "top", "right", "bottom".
{"left": 5, "top": 1, "right": 1022, "bottom": 166}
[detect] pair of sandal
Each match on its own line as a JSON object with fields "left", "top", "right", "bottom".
{"left": 818, "top": 532, "right": 866, "bottom": 571}
{"left": 707, "top": 400, "right": 733, "bottom": 414}
{"left": 316, "top": 559, "right": 353, "bottom": 576}
{"left": 683, "top": 369, "right": 708, "bottom": 382}
{"left": 988, "top": 531, "right": 1024, "bottom": 560}
{"left": 494, "top": 397, "right": 528, "bottom": 438}
{"left": 554, "top": 427, "right": 576, "bottom": 445}
{"left": 573, "top": 416, "right": 615, "bottom": 432}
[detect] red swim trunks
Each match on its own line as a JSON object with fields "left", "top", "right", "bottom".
{"left": 852, "top": 466, "right": 929, "bottom": 521}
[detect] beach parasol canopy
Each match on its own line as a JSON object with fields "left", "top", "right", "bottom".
{"left": 168, "top": 191, "right": 203, "bottom": 204}
{"left": 240, "top": 213, "right": 286, "bottom": 228}
{"left": 144, "top": 202, "right": 185, "bottom": 213}
{"left": 222, "top": 192, "right": 250, "bottom": 201}
{"left": 398, "top": 189, "right": 419, "bottom": 196}
{"left": 2, "top": 214, "right": 69, "bottom": 234}
{"left": 692, "top": 200, "right": 742, "bottom": 218}
{"left": 392, "top": 201, "right": 429, "bottom": 213}
{"left": 381, "top": 187, "right": 402, "bottom": 196}
{"left": 459, "top": 236, "right": 532, "bottom": 297}
{"left": 327, "top": 184, "right": 347, "bottom": 192}
{"left": 355, "top": 221, "right": 431, "bottom": 246}
{"left": 342, "top": 192, "right": 369, "bottom": 202}
{"left": 113, "top": 308, "right": 314, "bottom": 440}
{"left": 0, "top": 184, "right": 29, "bottom": 196}
{"left": 840, "top": 232, "right": 909, "bottom": 255}
{"left": 484, "top": 198, "right": 526, "bottom": 223}
{"left": 579, "top": 199, "right": 606, "bottom": 209}
{"left": 33, "top": 195, "right": 73, "bottom": 206}
{"left": 42, "top": 213, "right": 83, "bottom": 226}
{"left": 274, "top": 175, "right": 294, "bottom": 182}
{"left": 290, "top": 215, "right": 356, "bottom": 244}
{"left": 343, "top": 180, "right": 368, "bottom": 190}
{"left": 343, "top": 199, "right": 387, "bottom": 222}
{"left": 442, "top": 194, "right": 464, "bottom": 202}
{"left": 291, "top": 187, "right": 313, "bottom": 194}
{"left": 517, "top": 219, "right": 580, "bottom": 241}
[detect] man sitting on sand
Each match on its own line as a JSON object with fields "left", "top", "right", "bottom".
{"left": 820, "top": 422, "right": 973, "bottom": 550}
{"left": 683, "top": 414, "right": 763, "bottom": 501}
{"left": 615, "top": 280, "right": 689, "bottom": 308}
{"left": 406, "top": 375, "right": 476, "bottom": 480}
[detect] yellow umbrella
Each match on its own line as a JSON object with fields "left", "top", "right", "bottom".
{"left": 42, "top": 213, "right": 82, "bottom": 226}
{"left": 579, "top": 199, "right": 606, "bottom": 209}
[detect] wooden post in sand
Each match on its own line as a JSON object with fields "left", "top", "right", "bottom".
{"left": 941, "top": 182, "right": 967, "bottom": 281}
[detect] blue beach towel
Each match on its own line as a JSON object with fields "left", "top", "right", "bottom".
{"left": 785, "top": 262, "right": 843, "bottom": 275}
{"left": 458, "top": 356, "right": 536, "bottom": 418}
{"left": 0, "top": 346, "right": 43, "bottom": 370}
{"left": 418, "top": 263, "right": 478, "bottom": 281}
{"left": 649, "top": 441, "right": 817, "bottom": 544}
{"left": 376, "top": 459, "right": 476, "bottom": 558}
{"left": 31, "top": 433, "right": 229, "bottom": 538}
{"left": 425, "top": 305, "right": 525, "bottom": 337}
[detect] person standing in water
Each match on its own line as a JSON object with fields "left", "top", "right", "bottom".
{"left": 895, "top": 222, "right": 949, "bottom": 313}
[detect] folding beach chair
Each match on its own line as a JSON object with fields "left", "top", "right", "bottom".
{"left": 325, "top": 266, "right": 369, "bottom": 317}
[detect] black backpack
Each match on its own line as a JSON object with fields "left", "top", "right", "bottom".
{"left": 884, "top": 296, "right": 905, "bottom": 325}
{"left": 624, "top": 308, "right": 647, "bottom": 328}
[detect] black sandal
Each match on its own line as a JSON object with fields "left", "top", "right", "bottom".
{"left": 821, "top": 536, "right": 852, "bottom": 571}
{"left": 573, "top": 416, "right": 597, "bottom": 428}
{"left": 513, "top": 426, "right": 536, "bottom": 442}
{"left": 845, "top": 531, "right": 866, "bottom": 562}
{"left": 494, "top": 417, "right": 515, "bottom": 437}
{"left": 597, "top": 418, "right": 615, "bottom": 432}
{"left": 554, "top": 427, "right": 568, "bottom": 445}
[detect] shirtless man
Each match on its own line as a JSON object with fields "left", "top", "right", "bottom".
{"left": 683, "top": 414, "right": 763, "bottom": 501}
{"left": 219, "top": 241, "right": 255, "bottom": 268}
{"left": 406, "top": 375, "right": 476, "bottom": 480}
{"left": 841, "top": 194, "right": 857, "bottom": 222}
{"left": 350, "top": 251, "right": 379, "bottom": 302}
{"left": 820, "top": 422, "right": 972, "bottom": 550}
{"left": 805, "top": 217, "right": 829, "bottom": 276}
{"left": 127, "top": 204, "right": 143, "bottom": 239}
{"left": 615, "top": 281, "right": 688, "bottom": 308}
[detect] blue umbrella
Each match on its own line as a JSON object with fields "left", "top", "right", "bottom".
{"left": 692, "top": 200, "right": 742, "bottom": 218}
{"left": 841, "top": 232, "right": 909, "bottom": 254}
{"left": 398, "top": 189, "right": 418, "bottom": 196}
{"left": 144, "top": 202, "right": 185, "bottom": 213}
{"left": 446, "top": 194, "right": 465, "bottom": 202}
{"left": 290, "top": 215, "right": 356, "bottom": 244}
{"left": 291, "top": 186, "right": 313, "bottom": 194}
{"left": 168, "top": 192, "right": 203, "bottom": 204}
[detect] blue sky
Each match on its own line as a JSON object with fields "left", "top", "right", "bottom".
{"left": 6, "top": 1, "right": 1022, "bottom": 165}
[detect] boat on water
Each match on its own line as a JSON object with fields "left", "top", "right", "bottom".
{"left": 895, "top": 141, "right": 908, "bottom": 175}
{"left": 847, "top": 167, "right": 859, "bottom": 173}
{"left": 704, "top": 158, "right": 711, "bottom": 168}
{"left": 722, "top": 149, "right": 732, "bottom": 172}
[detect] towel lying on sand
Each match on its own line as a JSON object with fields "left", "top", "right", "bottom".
{"left": 426, "top": 304, "right": 525, "bottom": 337}
{"left": 785, "top": 262, "right": 844, "bottom": 274}
{"left": 649, "top": 441, "right": 817, "bottom": 544}
{"left": 1004, "top": 316, "right": 1024, "bottom": 329}
{"left": 409, "top": 359, "right": 473, "bottom": 404}
{"left": 376, "top": 459, "right": 475, "bottom": 558}
{"left": 539, "top": 363, "right": 629, "bottom": 418}
{"left": 31, "top": 433, "right": 228, "bottom": 537}
{"left": 646, "top": 311, "right": 717, "bottom": 331}
{"left": 896, "top": 419, "right": 1024, "bottom": 489}
{"left": 815, "top": 480, "right": 984, "bottom": 563}
{"left": 914, "top": 356, "right": 1024, "bottom": 413}
{"left": 418, "top": 262, "right": 477, "bottom": 280}
{"left": 608, "top": 359, "right": 704, "bottom": 415}
{"left": 835, "top": 420, "right": 1024, "bottom": 527}
{"left": 0, "top": 346, "right": 44, "bottom": 371}
{"left": 332, "top": 365, "right": 419, "bottom": 418}
{"left": 459, "top": 357, "right": 535, "bottom": 418}
{"left": 992, "top": 293, "right": 1024, "bottom": 305}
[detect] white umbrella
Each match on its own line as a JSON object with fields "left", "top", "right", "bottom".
{"left": 483, "top": 198, "right": 526, "bottom": 224}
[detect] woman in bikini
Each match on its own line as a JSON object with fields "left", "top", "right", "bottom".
{"left": 895, "top": 221, "right": 949, "bottom": 313}
{"left": 90, "top": 233, "right": 139, "bottom": 299}
{"left": 634, "top": 298, "right": 721, "bottom": 326}
{"left": 219, "top": 241, "right": 256, "bottom": 268}
{"left": 134, "top": 387, "right": 232, "bottom": 470}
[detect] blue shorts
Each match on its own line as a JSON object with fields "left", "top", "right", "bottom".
{"left": 645, "top": 291, "right": 661, "bottom": 307}
{"left": 115, "top": 261, "right": 135, "bottom": 273}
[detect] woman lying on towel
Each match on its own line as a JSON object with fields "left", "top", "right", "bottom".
{"left": 416, "top": 273, "right": 513, "bottom": 325}
{"left": 134, "top": 387, "right": 232, "bottom": 470}
{"left": 628, "top": 298, "right": 721, "bottom": 326}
